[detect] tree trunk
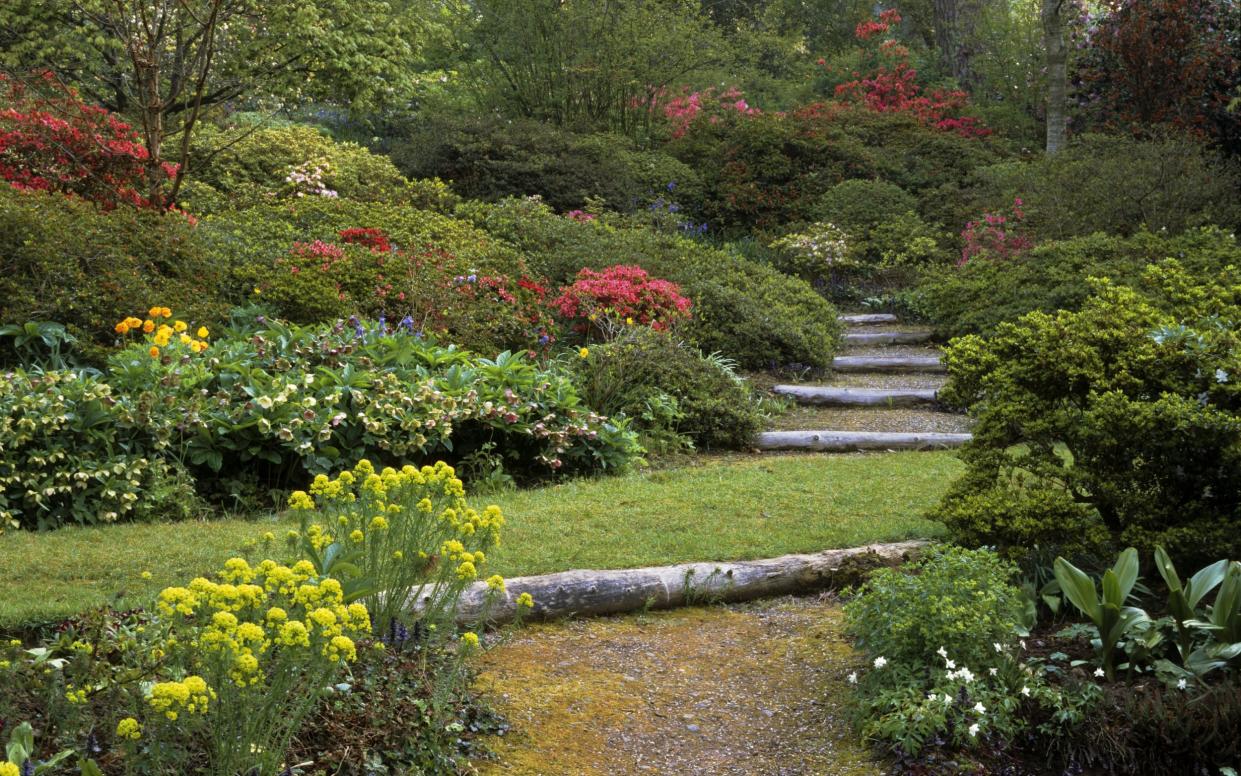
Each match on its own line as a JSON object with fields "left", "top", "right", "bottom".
{"left": 933, "top": 0, "right": 987, "bottom": 89}
{"left": 442, "top": 541, "right": 926, "bottom": 626}
{"left": 1043, "top": 0, "right": 1068, "bottom": 154}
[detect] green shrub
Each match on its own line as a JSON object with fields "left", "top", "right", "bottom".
{"left": 572, "top": 328, "right": 763, "bottom": 451}
{"left": 390, "top": 114, "right": 703, "bottom": 214}
{"left": 844, "top": 545, "right": 1028, "bottom": 671}
{"left": 811, "top": 179, "right": 950, "bottom": 271}
{"left": 460, "top": 197, "right": 843, "bottom": 369}
{"left": 201, "top": 198, "right": 527, "bottom": 302}
{"left": 917, "top": 227, "right": 1241, "bottom": 338}
{"left": 813, "top": 179, "right": 918, "bottom": 232}
{"left": 0, "top": 370, "right": 200, "bottom": 531}
{"left": 961, "top": 133, "right": 1241, "bottom": 241}
{"left": 183, "top": 123, "right": 460, "bottom": 214}
{"left": 934, "top": 262, "right": 1241, "bottom": 565}
{"left": 0, "top": 188, "right": 229, "bottom": 362}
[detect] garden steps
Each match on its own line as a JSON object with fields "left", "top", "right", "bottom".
{"left": 832, "top": 355, "right": 945, "bottom": 373}
{"left": 838, "top": 313, "right": 899, "bottom": 325}
{"left": 758, "top": 316, "right": 965, "bottom": 453}
{"left": 771, "top": 385, "right": 939, "bottom": 407}
{"left": 842, "top": 329, "right": 933, "bottom": 346}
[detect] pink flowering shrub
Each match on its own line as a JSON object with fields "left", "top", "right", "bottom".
{"left": 651, "top": 86, "right": 761, "bottom": 139}
{"left": 564, "top": 209, "right": 596, "bottom": 223}
{"left": 959, "top": 199, "right": 1034, "bottom": 265}
{"left": 552, "top": 265, "right": 692, "bottom": 340}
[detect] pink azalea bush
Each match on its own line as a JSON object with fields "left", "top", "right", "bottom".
{"left": 552, "top": 265, "right": 692, "bottom": 340}
{"left": 959, "top": 198, "right": 1035, "bottom": 265}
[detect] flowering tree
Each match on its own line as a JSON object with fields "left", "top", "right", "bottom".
{"left": 552, "top": 265, "right": 692, "bottom": 340}
{"left": 0, "top": 72, "right": 170, "bottom": 209}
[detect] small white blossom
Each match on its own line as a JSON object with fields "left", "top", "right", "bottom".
{"left": 1216, "top": 368, "right": 1229, "bottom": 384}
{"left": 1020, "top": 686, "right": 1031, "bottom": 697}
{"left": 973, "top": 702, "right": 986, "bottom": 714}
{"left": 937, "top": 646, "right": 949, "bottom": 659}
{"left": 993, "top": 642, "right": 1003, "bottom": 653}
{"left": 1019, "top": 640, "right": 1027, "bottom": 651}
{"left": 945, "top": 659, "right": 956, "bottom": 670}
{"left": 1094, "top": 668, "right": 1105, "bottom": 678}
{"left": 873, "top": 656, "right": 888, "bottom": 669}
{"left": 968, "top": 723, "right": 980, "bottom": 737}
{"left": 847, "top": 671, "right": 858, "bottom": 684}
{"left": 1177, "top": 678, "right": 1188, "bottom": 690}
{"left": 989, "top": 667, "right": 998, "bottom": 676}
{"left": 957, "top": 667, "right": 975, "bottom": 683}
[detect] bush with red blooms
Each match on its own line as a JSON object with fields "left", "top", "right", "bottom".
{"left": 263, "top": 228, "right": 556, "bottom": 355}
{"left": 552, "top": 265, "right": 692, "bottom": 340}
{"left": 338, "top": 227, "right": 393, "bottom": 253}
{"left": 827, "top": 9, "right": 990, "bottom": 139}
{"left": 0, "top": 72, "right": 173, "bottom": 209}
{"left": 958, "top": 198, "right": 1034, "bottom": 265}
{"left": 1072, "top": 0, "right": 1240, "bottom": 151}
{"left": 650, "top": 86, "right": 761, "bottom": 139}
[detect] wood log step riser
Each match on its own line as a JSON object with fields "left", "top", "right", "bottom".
{"left": 832, "top": 356, "right": 945, "bottom": 374}
{"left": 773, "top": 385, "right": 939, "bottom": 407}
{"left": 843, "top": 331, "right": 934, "bottom": 346}
{"left": 755, "top": 430, "right": 971, "bottom": 452}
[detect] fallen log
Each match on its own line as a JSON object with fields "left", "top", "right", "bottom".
{"left": 832, "top": 355, "right": 945, "bottom": 374}
{"left": 838, "top": 313, "right": 898, "bottom": 325}
{"left": 445, "top": 541, "right": 925, "bottom": 626}
{"left": 772, "top": 385, "right": 938, "bottom": 407}
{"left": 755, "top": 430, "right": 971, "bottom": 452}
{"left": 842, "top": 330, "right": 933, "bottom": 346}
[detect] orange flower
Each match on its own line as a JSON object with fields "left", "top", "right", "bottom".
{"left": 161, "top": 307, "right": 172, "bottom": 318}
{"left": 142, "top": 320, "right": 155, "bottom": 333}
{"left": 115, "top": 322, "right": 130, "bottom": 334}
{"left": 148, "top": 346, "right": 160, "bottom": 358}
{"left": 125, "top": 317, "right": 143, "bottom": 329}
{"left": 149, "top": 307, "right": 162, "bottom": 319}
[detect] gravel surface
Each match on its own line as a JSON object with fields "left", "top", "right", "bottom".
{"left": 840, "top": 344, "right": 944, "bottom": 359}
{"left": 768, "top": 405, "right": 973, "bottom": 433}
{"left": 475, "top": 596, "right": 884, "bottom": 776}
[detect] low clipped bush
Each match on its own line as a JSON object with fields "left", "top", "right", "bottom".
{"left": 572, "top": 328, "right": 763, "bottom": 451}
{"left": 459, "top": 197, "right": 843, "bottom": 369}
{"left": 813, "top": 179, "right": 918, "bottom": 232}
{"left": 811, "top": 179, "right": 950, "bottom": 271}
{"left": 960, "top": 133, "right": 1241, "bottom": 241}
{"left": 0, "top": 187, "right": 229, "bottom": 362}
{"left": 933, "top": 262, "right": 1241, "bottom": 566}
{"left": 182, "top": 123, "right": 459, "bottom": 214}
{"left": 390, "top": 114, "right": 703, "bottom": 214}
{"left": 200, "top": 198, "right": 527, "bottom": 302}
{"left": 917, "top": 227, "right": 1241, "bottom": 338}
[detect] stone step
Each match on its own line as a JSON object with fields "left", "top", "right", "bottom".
{"left": 772, "top": 385, "right": 939, "bottom": 407}
{"left": 843, "top": 330, "right": 933, "bottom": 346}
{"left": 756, "top": 430, "right": 972, "bottom": 452}
{"left": 832, "top": 355, "right": 946, "bottom": 374}
{"left": 838, "top": 313, "right": 898, "bottom": 326}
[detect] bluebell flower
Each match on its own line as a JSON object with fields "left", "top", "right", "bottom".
{"left": 467, "top": 274, "right": 478, "bottom": 283}
{"left": 347, "top": 315, "right": 364, "bottom": 339}
{"left": 538, "top": 334, "right": 550, "bottom": 345}
{"left": 398, "top": 315, "right": 415, "bottom": 333}
{"left": 667, "top": 181, "right": 677, "bottom": 191}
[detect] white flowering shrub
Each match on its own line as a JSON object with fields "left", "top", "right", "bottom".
{"left": 769, "top": 222, "right": 852, "bottom": 277}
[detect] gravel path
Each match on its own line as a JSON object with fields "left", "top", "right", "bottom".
{"left": 475, "top": 596, "right": 883, "bottom": 776}
{"left": 769, "top": 405, "right": 972, "bottom": 434}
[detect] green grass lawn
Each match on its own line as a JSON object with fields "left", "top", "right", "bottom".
{"left": 0, "top": 451, "right": 959, "bottom": 630}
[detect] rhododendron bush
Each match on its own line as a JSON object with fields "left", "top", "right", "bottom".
{"left": 0, "top": 72, "right": 173, "bottom": 210}
{"left": 650, "top": 85, "right": 761, "bottom": 139}
{"left": 959, "top": 199, "right": 1034, "bottom": 265}
{"left": 552, "top": 265, "right": 692, "bottom": 340}
{"left": 828, "top": 10, "right": 990, "bottom": 139}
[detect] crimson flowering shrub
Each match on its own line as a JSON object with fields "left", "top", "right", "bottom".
{"left": 552, "top": 265, "right": 692, "bottom": 340}
{"left": 829, "top": 10, "right": 989, "bottom": 139}
{"left": 262, "top": 228, "right": 556, "bottom": 355}
{"left": 0, "top": 72, "right": 172, "bottom": 210}
{"left": 959, "top": 198, "right": 1035, "bottom": 265}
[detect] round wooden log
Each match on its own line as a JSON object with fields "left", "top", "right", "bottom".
{"left": 772, "top": 385, "right": 939, "bottom": 407}
{"left": 832, "top": 355, "right": 945, "bottom": 374}
{"left": 838, "top": 313, "right": 898, "bottom": 325}
{"left": 843, "top": 330, "right": 933, "bottom": 346}
{"left": 444, "top": 541, "right": 925, "bottom": 626}
{"left": 755, "top": 430, "right": 971, "bottom": 452}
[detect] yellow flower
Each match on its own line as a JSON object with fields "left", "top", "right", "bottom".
{"left": 253, "top": 286, "right": 263, "bottom": 295}
{"left": 625, "top": 317, "right": 634, "bottom": 325}
{"left": 142, "top": 319, "right": 155, "bottom": 333}
{"left": 0, "top": 763, "right": 19, "bottom": 776}
{"left": 578, "top": 347, "right": 589, "bottom": 358}
{"left": 486, "top": 575, "right": 505, "bottom": 593}
{"left": 116, "top": 717, "right": 142, "bottom": 741}
{"left": 349, "top": 529, "right": 365, "bottom": 544}
{"left": 173, "top": 320, "right": 188, "bottom": 332}
{"left": 197, "top": 326, "right": 209, "bottom": 338}
{"left": 517, "top": 592, "right": 535, "bottom": 608}
{"left": 148, "top": 307, "right": 162, "bottom": 319}
{"left": 141, "top": 571, "right": 153, "bottom": 580}
{"left": 456, "top": 561, "right": 477, "bottom": 580}
{"left": 462, "top": 631, "right": 480, "bottom": 648}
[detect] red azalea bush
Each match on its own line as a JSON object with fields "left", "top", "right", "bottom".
{"left": 263, "top": 228, "right": 555, "bottom": 354}
{"left": 827, "top": 10, "right": 990, "bottom": 139}
{"left": 959, "top": 198, "right": 1035, "bottom": 265}
{"left": 552, "top": 265, "right": 691, "bottom": 340}
{"left": 0, "top": 72, "right": 172, "bottom": 210}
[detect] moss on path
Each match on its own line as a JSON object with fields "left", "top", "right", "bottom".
{"left": 474, "top": 596, "right": 883, "bottom": 775}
